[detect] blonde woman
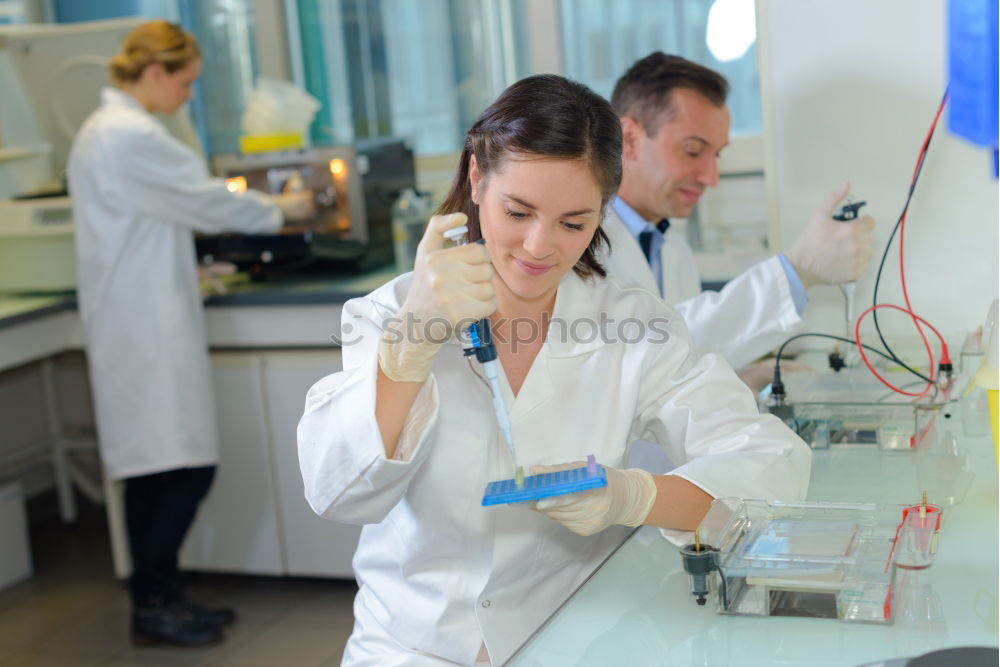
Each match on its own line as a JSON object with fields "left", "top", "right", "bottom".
{"left": 68, "top": 20, "right": 304, "bottom": 646}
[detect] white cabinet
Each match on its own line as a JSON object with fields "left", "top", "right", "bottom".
{"left": 180, "top": 353, "right": 284, "bottom": 575}
{"left": 179, "top": 349, "right": 360, "bottom": 579}
{"left": 263, "top": 350, "right": 361, "bottom": 578}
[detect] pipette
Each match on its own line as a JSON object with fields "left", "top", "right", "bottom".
{"left": 833, "top": 199, "right": 867, "bottom": 340}
{"left": 442, "top": 225, "right": 523, "bottom": 486}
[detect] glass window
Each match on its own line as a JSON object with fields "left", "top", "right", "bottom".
{"left": 48, "top": 0, "right": 250, "bottom": 157}
{"left": 178, "top": 0, "right": 259, "bottom": 156}
{"left": 0, "top": 0, "right": 26, "bottom": 24}
{"left": 294, "top": 0, "right": 532, "bottom": 155}
{"left": 559, "top": 0, "right": 761, "bottom": 136}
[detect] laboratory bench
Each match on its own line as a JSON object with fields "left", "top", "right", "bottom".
{"left": 508, "top": 405, "right": 999, "bottom": 667}
{"left": 0, "top": 266, "right": 399, "bottom": 363}
{"left": 0, "top": 265, "right": 400, "bottom": 583}
{"left": 4, "top": 271, "right": 997, "bottom": 666}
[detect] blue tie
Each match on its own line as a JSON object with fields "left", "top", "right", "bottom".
{"left": 638, "top": 219, "right": 670, "bottom": 266}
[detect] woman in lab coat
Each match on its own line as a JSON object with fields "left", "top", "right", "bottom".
{"left": 297, "top": 75, "right": 811, "bottom": 666}
{"left": 67, "top": 20, "right": 305, "bottom": 646}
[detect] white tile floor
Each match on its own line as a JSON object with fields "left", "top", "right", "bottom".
{"left": 0, "top": 500, "right": 357, "bottom": 666}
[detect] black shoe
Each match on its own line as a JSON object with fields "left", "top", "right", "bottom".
{"left": 131, "top": 600, "right": 223, "bottom": 647}
{"left": 174, "top": 596, "right": 236, "bottom": 628}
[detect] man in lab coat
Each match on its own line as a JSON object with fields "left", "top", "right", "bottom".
{"left": 601, "top": 53, "right": 875, "bottom": 384}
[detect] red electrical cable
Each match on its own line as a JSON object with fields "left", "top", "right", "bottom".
{"left": 855, "top": 303, "right": 948, "bottom": 396}
{"left": 898, "top": 97, "right": 951, "bottom": 367}
{"left": 854, "top": 95, "right": 951, "bottom": 396}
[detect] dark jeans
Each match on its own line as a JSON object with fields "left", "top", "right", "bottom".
{"left": 124, "top": 465, "right": 216, "bottom": 606}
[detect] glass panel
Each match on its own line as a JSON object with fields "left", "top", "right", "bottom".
{"left": 178, "top": 0, "right": 258, "bottom": 156}
{"left": 559, "top": 0, "right": 761, "bottom": 135}
{"left": 295, "top": 0, "right": 531, "bottom": 155}
{"left": 0, "top": 0, "right": 26, "bottom": 24}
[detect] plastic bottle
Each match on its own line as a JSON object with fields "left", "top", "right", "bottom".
{"left": 391, "top": 188, "right": 432, "bottom": 274}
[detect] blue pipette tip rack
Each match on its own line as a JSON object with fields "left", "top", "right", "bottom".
{"left": 481, "top": 454, "right": 607, "bottom": 506}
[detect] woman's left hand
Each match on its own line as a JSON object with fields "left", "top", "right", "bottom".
{"left": 528, "top": 462, "right": 657, "bottom": 536}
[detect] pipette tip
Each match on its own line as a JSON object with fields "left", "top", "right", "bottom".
{"left": 514, "top": 466, "right": 524, "bottom": 489}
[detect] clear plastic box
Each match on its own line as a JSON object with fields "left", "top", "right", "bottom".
{"left": 691, "top": 498, "right": 919, "bottom": 624}
{"left": 766, "top": 369, "right": 967, "bottom": 450}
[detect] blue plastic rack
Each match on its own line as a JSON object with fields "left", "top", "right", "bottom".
{"left": 481, "top": 455, "right": 607, "bottom": 506}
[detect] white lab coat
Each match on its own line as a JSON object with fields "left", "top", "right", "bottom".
{"left": 298, "top": 270, "right": 811, "bottom": 665}
{"left": 68, "top": 87, "right": 281, "bottom": 480}
{"left": 600, "top": 205, "right": 804, "bottom": 369}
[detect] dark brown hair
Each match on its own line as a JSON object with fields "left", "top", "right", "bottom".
{"left": 110, "top": 19, "right": 201, "bottom": 85}
{"left": 438, "top": 74, "right": 622, "bottom": 279}
{"left": 611, "top": 52, "right": 729, "bottom": 135}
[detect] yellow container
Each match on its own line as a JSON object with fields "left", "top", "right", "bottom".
{"left": 239, "top": 133, "right": 305, "bottom": 154}
{"left": 989, "top": 388, "right": 998, "bottom": 466}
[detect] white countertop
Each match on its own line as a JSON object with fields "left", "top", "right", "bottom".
{"left": 509, "top": 402, "right": 999, "bottom": 666}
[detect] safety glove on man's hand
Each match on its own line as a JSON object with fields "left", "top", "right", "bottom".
{"left": 784, "top": 182, "right": 876, "bottom": 288}
{"left": 528, "top": 462, "right": 657, "bottom": 536}
{"left": 378, "top": 212, "right": 497, "bottom": 383}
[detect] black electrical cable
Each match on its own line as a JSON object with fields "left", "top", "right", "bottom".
{"left": 869, "top": 156, "right": 933, "bottom": 381}
{"left": 775, "top": 332, "right": 900, "bottom": 370}
{"left": 869, "top": 92, "right": 948, "bottom": 383}
{"left": 769, "top": 333, "right": 907, "bottom": 405}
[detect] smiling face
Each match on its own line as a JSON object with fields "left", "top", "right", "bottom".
{"left": 470, "top": 154, "right": 603, "bottom": 309}
{"left": 618, "top": 87, "right": 730, "bottom": 221}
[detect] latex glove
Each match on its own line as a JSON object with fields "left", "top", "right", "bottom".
{"left": 737, "top": 359, "right": 811, "bottom": 393}
{"left": 196, "top": 261, "right": 238, "bottom": 301}
{"left": 784, "top": 183, "right": 875, "bottom": 288}
{"left": 272, "top": 189, "right": 317, "bottom": 222}
{"left": 378, "top": 212, "right": 496, "bottom": 382}
{"left": 529, "top": 462, "right": 657, "bottom": 536}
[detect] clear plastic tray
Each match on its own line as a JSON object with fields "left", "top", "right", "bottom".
{"left": 764, "top": 369, "right": 967, "bottom": 450}
{"left": 691, "top": 498, "right": 923, "bottom": 624}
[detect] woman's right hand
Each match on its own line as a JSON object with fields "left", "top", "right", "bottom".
{"left": 272, "top": 189, "right": 318, "bottom": 223}
{"left": 378, "top": 213, "right": 497, "bottom": 383}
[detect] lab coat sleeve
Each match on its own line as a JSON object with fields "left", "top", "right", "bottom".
{"left": 105, "top": 124, "right": 282, "bottom": 234}
{"left": 629, "top": 313, "right": 812, "bottom": 543}
{"left": 297, "top": 294, "right": 441, "bottom": 525}
{"left": 674, "top": 256, "right": 804, "bottom": 369}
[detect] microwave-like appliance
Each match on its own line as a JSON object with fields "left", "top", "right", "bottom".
{"left": 198, "top": 138, "right": 416, "bottom": 273}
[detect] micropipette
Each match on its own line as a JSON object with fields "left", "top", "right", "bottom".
{"left": 442, "top": 225, "right": 523, "bottom": 486}
{"left": 833, "top": 199, "right": 867, "bottom": 340}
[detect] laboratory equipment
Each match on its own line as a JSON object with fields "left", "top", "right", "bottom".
{"left": 481, "top": 455, "right": 607, "bottom": 506}
{"left": 832, "top": 199, "right": 867, "bottom": 343}
{"left": 680, "top": 536, "right": 720, "bottom": 606}
{"left": 441, "top": 225, "right": 522, "bottom": 485}
{"left": 683, "top": 497, "right": 943, "bottom": 623}
{"left": 891, "top": 501, "right": 942, "bottom": 570}
{"left": 1, "top": 18, "right": 148, "bottom": 196}
{"left": 203, "top": 138, "right": 415, "bottom": 273}
{"left": 764, "top": 367, "right": 967, "bottom": 450}
{"left": 0, "top": 196, "right": 75, "bottom": 291}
